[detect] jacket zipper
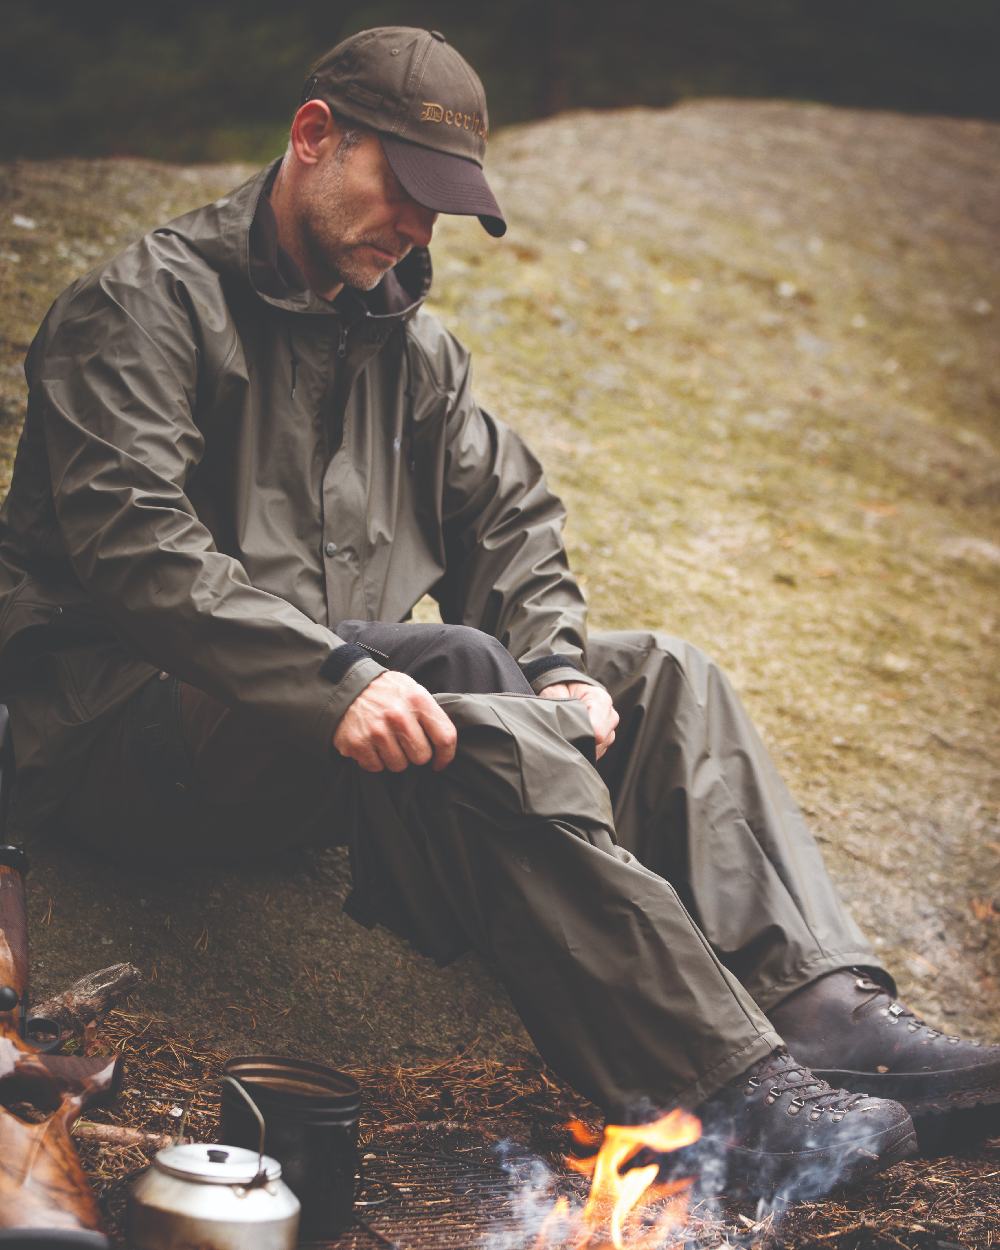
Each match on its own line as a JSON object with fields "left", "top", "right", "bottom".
{"left": 356, "top": 640, "right": 392, "bottom": 663}
{"left": 402, "top": 330, "right": 416, "bottom": 471}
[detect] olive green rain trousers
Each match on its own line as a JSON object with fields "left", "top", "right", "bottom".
{"left": 51, "top": 624, "right": 884, "bottom": 1118}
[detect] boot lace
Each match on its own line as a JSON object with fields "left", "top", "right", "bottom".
{"left": 746, "top": 1048, "right": 868, "bottom": 1112}
{"left": 849, "top": 970, "right": 964, "bottom": 1042}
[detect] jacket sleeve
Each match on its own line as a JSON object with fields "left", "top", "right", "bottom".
{"left": 424, "top": 325, "right": 600, "bottom": 692}
{"left": 31, "top": 263, "right": 384, "bottom": 752}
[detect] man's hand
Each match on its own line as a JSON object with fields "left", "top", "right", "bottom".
{"left": 539, "top": 682, "right": 619, "bottom": 760}
{"left": 333, "top": 672, "right": 457, "bottom": 773}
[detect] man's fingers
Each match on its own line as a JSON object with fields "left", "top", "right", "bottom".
{"left": 333, "top": 673, "right": 453, "bottom": 773}
{"left": 415, "top": 698, "right": 458, "bottom": 771}
{"left": 369, "top": 701, "right": 437, "bottom": 771}
{"left": 343, "top": 724, "right": 428, "bottom": 773}
{"left": 374, "top": 729, "right": 413, "bottom": 773}
{"left": 347, "top": 742, "right": 385, "bottom": 773}
{"left": 385, "top": 707, "right": 435, "bottom": 768}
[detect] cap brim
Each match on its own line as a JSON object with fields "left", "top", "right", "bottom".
{"left": 380, "top": 134, "right": 507, "bottom": 238}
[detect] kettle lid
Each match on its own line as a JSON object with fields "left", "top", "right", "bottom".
{"left": 154, "top": 1143, "right": 282, "bottom": 1185}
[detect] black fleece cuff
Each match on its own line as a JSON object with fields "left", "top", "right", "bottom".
{"left": 520, "top": 654, "right": 586, "bottom": 684}
{"left": 319, "top": 643, "right": 372, "bottom": 684}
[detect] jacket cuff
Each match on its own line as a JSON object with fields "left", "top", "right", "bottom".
{"left": 520, "top": 654, "right": 602, "bottom": 695}
{"left": 320, "top": 643, "right": 375, "bottom": 683}
{"left": 531, "top": 667, "right": 603, "bottom": 694}
{"left": 313, "top": 649, "right": 387, "bottom": 744}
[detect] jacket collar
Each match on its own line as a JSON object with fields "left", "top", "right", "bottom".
{"left": 157, "top": 158, "right": 432, "bottom": 327}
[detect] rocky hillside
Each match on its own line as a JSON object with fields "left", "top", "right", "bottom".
{"left": 1, "top": 99, "right": 997, "bottom": 1062}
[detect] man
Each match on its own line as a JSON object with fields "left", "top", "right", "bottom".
{"left": 1, "top": 27, "right": 996, "bottom": 1199}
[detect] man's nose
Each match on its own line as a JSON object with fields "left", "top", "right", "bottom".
{"left": 397, "top": 199, "right": 437, "bottom": 249}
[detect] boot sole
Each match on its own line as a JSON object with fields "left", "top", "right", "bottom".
{"left": 814, "top": 1063, "right": 1000, "bottom": 1116}
{"left": 815, "top": 1064, "right": 1000, "bottom": 1154}
{"left": 684, "top": 1116, "right": 918, "bottom": 1202}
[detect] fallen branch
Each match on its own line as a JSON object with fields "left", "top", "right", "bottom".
{"left": 73, "top": 1121, "right": 173, "bottom": 1151}
{"left": 30, "top": 963, "right": 142, "bottom": 1033}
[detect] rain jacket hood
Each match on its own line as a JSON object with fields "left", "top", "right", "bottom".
{"left": 0, "top": 160, "right": 593, "bottom": 830}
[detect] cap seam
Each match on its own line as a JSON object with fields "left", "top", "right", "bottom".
{"left": 394, "top": 31, "right": 432, "bottom": 138}
{"left": 377, "top": 25, "right": 407, "bottom": 135}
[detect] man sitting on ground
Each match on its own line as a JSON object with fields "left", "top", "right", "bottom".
{"left": 1, "top": 27, "right": 997, "bottom": 1199}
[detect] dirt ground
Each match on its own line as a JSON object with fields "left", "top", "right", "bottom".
{"left": 0, "top": 100, "right": 998, "bottom": 1247}
{"left": 77, "top": 1010, "right": 1000, "bottom": 1250}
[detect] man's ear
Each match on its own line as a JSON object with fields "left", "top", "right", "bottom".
{"left": 289, "top": 100, "right": 343, "bottom": 168}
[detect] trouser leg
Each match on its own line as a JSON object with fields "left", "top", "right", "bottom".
{"left": 302, "top": 623, "right": 783, "bottom": 1113}
{"left": 60, "top": 621, "right": 784, "bottom": 1113}
{"left": 585, "top": 630, "right": 888, "bottom": 1010}
{"left": 346, "top": 684, "right": 780, "bottom": 1117}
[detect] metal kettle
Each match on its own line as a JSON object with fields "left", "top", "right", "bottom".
{"left": 126, "top": 1079, "right": 300, "bottom": 1250}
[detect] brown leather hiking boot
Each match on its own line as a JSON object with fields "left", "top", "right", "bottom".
{"left": 769, "top": 968, "right": 1000, "bottom": 1147}
{"left": 673, "top": 1048, "right": 916, "bottom": 1201}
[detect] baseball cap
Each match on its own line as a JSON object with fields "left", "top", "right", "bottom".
{"left": 301, "top": 27, "right": 506, "bottom": 238}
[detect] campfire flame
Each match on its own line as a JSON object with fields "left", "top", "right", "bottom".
{"left": 534, "top": 1110, "right": 701, "bottom": 1249}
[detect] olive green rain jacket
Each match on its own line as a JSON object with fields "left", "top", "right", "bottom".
{"left": 0, "top": 160, "right": 596, "bottom": 830}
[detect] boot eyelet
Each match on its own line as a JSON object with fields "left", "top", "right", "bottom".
{"left": 809, "top": 1109, "right": 822, "bottom": 1121}
{"left": 764, "top": 1091, "right": 779, "bottom": 1105}
{"left": 831, "top": 1111, "right": 846, "bottom": 1122}
{"left": 787, "top": 1097, "right": 805, "bottom": 1116}
{"left": 746, "top": 1076, "right": 762, "bottom": 1088}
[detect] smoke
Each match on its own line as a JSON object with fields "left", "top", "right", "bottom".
{"left": 479, "top": 1143, "right": 572, "bottom": 1250}
{"left": 478, "top": 1124, "right": 868, "bottom": 1250}
{"left": 750, "top": 1131, "right": 880, "bottom": 1215}
{"left": 687, "top": 1089, "right": 882, "bottom": 1214}
{"left": 480, "top": 1136, "right": 715, "bottom": 1250}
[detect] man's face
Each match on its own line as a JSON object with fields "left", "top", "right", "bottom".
{"left": 299, "top": 130, "right": 438, "bottom": 293}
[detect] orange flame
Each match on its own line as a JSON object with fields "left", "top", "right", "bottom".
{"left": 539, "top": 1110, "right": 701, "bottom": 1249}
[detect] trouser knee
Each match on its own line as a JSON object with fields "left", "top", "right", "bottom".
{"left": 335, "top": 620, "right": 532, "bottom": 695}
{"left": 588, "top": 629, "right": 728, "bottom": 711}
{"left": 432, "top": 625, "right": 528, "bottom": 693}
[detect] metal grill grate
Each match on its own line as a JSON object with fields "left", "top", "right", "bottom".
{"left": 315, "top": 1123, "right": 585, "bottom": 1250}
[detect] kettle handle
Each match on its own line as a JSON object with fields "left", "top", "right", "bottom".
{"left": 221, "top": 1075, "right": 267, "bottom": 1180}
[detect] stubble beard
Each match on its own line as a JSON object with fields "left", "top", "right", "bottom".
{"left": 300, "top": 154, "right": 407, "bottom": 293}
